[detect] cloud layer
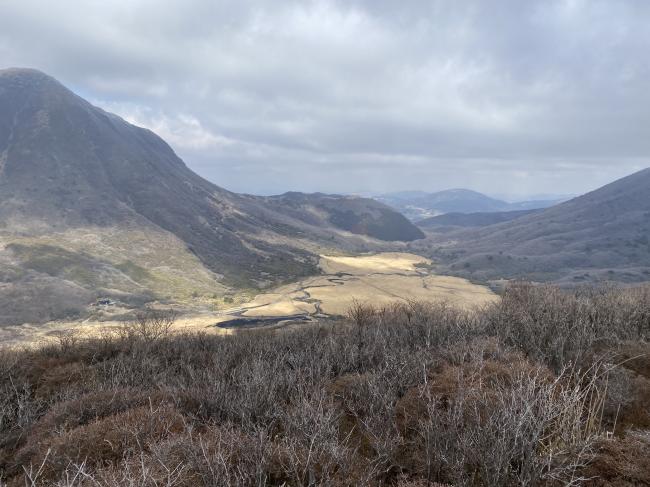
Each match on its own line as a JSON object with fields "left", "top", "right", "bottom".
{"left": 2, "top": 0, "right": 649, "bottom": 197}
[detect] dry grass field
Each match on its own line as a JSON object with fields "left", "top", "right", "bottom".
{"left": 0, "top": 253, "right": 496, "bottom": 347}
{"left": 0, "top": 312, "right": 236, "bottom": 349}
{"left": 235, "top": 252, "right": 496, "bottom": 317}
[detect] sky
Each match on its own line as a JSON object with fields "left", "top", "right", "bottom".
{"left": 1, "top": 0, "right": 649, "bottom": 198}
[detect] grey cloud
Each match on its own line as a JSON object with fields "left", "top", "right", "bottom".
{"left": 1, "top": 0, "right": 648, "bottom": 198}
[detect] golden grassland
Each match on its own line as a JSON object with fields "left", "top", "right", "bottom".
{"left": 0, "top": 313, "right": 236, "bottom": 348}
{"left": 1, "top": 252, "right": 497, "bottom": 347}
{"left": 235, "top": 253, "right": 496, "bottom": 316}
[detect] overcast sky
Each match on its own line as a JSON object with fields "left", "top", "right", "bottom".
{"left": 1, "top": 0, "right": 649, "bottom": 198}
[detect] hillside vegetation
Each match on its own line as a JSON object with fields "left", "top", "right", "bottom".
{"left": 0, "top": 226, "right": 228, "bottom": 325}
{"left": 1, "top": 283, "right": 649, "bottom": 486}
{"left": 417, "top": 168, "right": 650, "bottom": 285}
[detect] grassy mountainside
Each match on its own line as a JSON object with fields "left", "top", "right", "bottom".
{"left": 0, "top": 68, "right": 362, "bottom": 283}
{"left": 415, "top": 168, "right": 650, "bottom": 284}
{"left": 1, "top": 283, "right": 648, "bottom": 486}
{"left": 0, "top": 226, "right": 229, "bottom": 325}
{"left": 265, "top": 193, "right": 424, "bottom": 241}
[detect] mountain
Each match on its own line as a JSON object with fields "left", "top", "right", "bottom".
{"left": 264, "top": 192, "right": 424, "bottom": 242}
{"left": 376, "top": 189, "right": 562, "bottom": 221}
{"left": 417, "top": 209, "right": 542, "bottom": 231}
{"left": 418, "top": 168, "right": 650, "bottom": 284}
{"left": 377, "top": 189, "right": 507, "bottom": 220}
{"left": 0, "top": 68, "right": 423, "bottom": 324}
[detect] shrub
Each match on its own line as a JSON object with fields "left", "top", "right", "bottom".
{"left": 0, "top": 283, "right": 648, "bottom": 486}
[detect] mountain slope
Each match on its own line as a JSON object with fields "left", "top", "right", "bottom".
{"left": 376, "top": 189, "right": 561, "bottom": 221}
{"left": 264, "top": 192, "right": 424, "bottom": 241}
{"left": 422, "top": 168, "right": 650, "bottom": 283}
{"left": 0, "top": 69, "right": 310, "bottom": 283}
{"left": 0, "top": 68, "right": 423, "bottom": 324}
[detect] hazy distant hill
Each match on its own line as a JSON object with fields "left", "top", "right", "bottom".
{"left": 419, "top": 169, "right": 650, "bottom": 284}
{"left": 417, "top": 209, "right": 542, "bottom": 231}
{"left": 0, "top": 68, "right": 422, "bottom": 324}
{"left": 377, "top": 189, "right": 562, "bottom": 221}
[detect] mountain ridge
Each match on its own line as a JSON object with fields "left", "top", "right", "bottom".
{"left": 417, "top": 167, "right": 650, "bottom": 284}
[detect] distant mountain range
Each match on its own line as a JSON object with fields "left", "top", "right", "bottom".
{"left": 376, "top": 189, "right": 565, "bottom": 221}
{"left": 415, "top": 169, "right": 650, "bottom": 285}
{"left": 417, "top": 209, "right": 542, "bottom": 231}
{"left": 0, "top": 68, "right": 422, "bottom": 324}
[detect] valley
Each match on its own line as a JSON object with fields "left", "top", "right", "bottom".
{"left": 215, "top": 252, "right": 496, "bottom": 325}
{"left": 0, "top": 252, "right": 496, "bottom": 347}
{"left": 2, "top": 68, "right": 648, "bottom": 334}
{"left": 2, "top": 5, "right": 650, "bottom": 484}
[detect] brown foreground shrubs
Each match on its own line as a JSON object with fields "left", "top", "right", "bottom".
{"left": 0, "top": 283, "right": 649, "bottom": 486}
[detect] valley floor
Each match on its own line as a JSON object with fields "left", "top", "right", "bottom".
{"left": 213, "top": 252, "right": 496, "bottom": 326}
{"left": 0, "top": 252, "right": 496, "bottom": 347}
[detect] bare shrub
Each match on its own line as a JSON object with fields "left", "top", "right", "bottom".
{"left": 485, "top": 282, "right": 650, "bottom": 371}
{"left": 119, "top": 309, "right": 177, "bottom": 343}
{"left": 26, "top": 389, "right": 173, "bottom": 446}
{"left": 51, "top": 330, "right": 80, "bottom": 354}
{"left": 1, "top": 284, "right": 649, "bottom": 486}
{"left": 396, "top": 349, "right": 605, "bottom": 486}
{"left": 15, "top": 404, "right": 185, "bottom": 484}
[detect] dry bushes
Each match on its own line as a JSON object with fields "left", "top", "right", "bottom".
{"left": 16, "top": 405, "right": 185, "bottom": 485}
{"left": 581, "top": 430, "right": 650, "bottom": 486}
{"left": 118, "top": 309, "right": 177, "bottom": 343}
{"left": 395, "top": 343, "right": 604, "bottom": 486}
{"left": 486, "top": 282, "right": 650, "bottom": 371}
{"left": 0, "top": 283, "right": 649, "bottom": 486}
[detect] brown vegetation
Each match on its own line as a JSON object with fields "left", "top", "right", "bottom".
{"left": 0, "top": 283, "right": 649, "bottom": 486}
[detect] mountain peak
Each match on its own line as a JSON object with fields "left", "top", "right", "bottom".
{"left": 0, "top": 67, "right": 67, "bottom": 92}
{"left": 1, "top": 66, "right": 50, "bottom": 77}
